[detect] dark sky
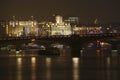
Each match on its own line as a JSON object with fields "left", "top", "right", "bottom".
{"left": 0, "top": 0, "right": 120, "bottom": 23}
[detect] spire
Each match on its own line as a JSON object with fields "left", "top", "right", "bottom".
{"left": 94, "top": 18, "right": 98, "bottom": 24}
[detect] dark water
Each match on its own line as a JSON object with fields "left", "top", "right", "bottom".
{"left": 0, "top": 51, "right": 120, "bottom": 80}
{"left": 0, "top": 40, "right": 120, "bottom": 80}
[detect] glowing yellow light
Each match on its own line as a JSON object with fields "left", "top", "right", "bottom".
{"left": 72, "top": 58, "right": 79, "bottom": 80}
{"left": 6, "top": 24, "right": 9, "bottom": 34}
{"left": 31, "top": 57, "right": 36, "bottom": 64}
{"left": 17, "top": 58, "right": 22, "bottom": 65}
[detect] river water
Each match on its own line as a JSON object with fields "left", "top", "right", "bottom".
{"left": 0, "top": 50, "right": 120, "bottom": 80}
{"left": 0, "top": 40, "right": 120, "bottom": 80}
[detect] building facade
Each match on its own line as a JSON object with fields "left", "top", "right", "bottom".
{"left": 51, "top": 15, "right": 71, "bottom": 36}
{"left": 8, "top": 20, "right": 39, "bottom": 37}
{"left": 0, "top": 20, "right": 7, "bottom": 37}
{"left": 64, "top": 17, "right": 79, "bottom": 25}
{"left": 72, "top": 25, "right": 102, "bottom": 35}
{"left": 50, "top": 23, "right": 71, "bottom": 36}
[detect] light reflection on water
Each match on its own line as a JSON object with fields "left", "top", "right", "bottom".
{"left": 31, "top": 57, "right": 36, "bottom": 80}
{"left": 17, "top": 57, "right": 22, "bottom": 80}
{"left": 106, "top": 57, "right": 111, "bottom": 80}
{"left": 46, "top": 58, "right": 51, "bottom": 80}
{"left": 0, "top": 42, "right": 120, "bottom": 80}
{"left": 72, "top": 58, "right": 80, "bottom": 80}
{"left": 106, "top": 57, "right": 111, "bottom": 68}
{"left": 0, "top": 54, "right": 119, "bottom": 80}
{"left": 1, "top": 39, "right": 120, "bottom": 80}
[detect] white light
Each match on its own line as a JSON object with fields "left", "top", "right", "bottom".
{"left": 17, "top": 58, "right": 22, "bottom": 65}
{"left": 101, "top": 42, "right": 104, "bottom": 46}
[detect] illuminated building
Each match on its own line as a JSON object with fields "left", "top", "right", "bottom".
{"left": 8, "top": 20, "right": 39, "bottom": 37}
{"left": 73, "top": 25, "right": 102, "bottom": 35}
{"left": 42, "top": 15, "right": 72, "bottom": 36}
{"left": 40, "top": 15, "right": 72, "bottom": 36}
{"left": 56, "top": 15, "right": 63, "bottom": 24}
{"left": 1, "top": 16, "right": 120, "bottom": 37}
{"left": 39, "top": 22, "right": 51, "bottom": 37}
{"left": 50, "top": 22, "right": 71, "bottom": 36}
{"left": 0, "top": 20, "right": 7, "bottom": 37}
{"left": 64, "top": 17, "right": 79, "bottom": 25}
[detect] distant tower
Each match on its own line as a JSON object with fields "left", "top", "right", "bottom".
{"left": 31, "top": 16, "right": 34, "bottom": 20}
{"left": 12, "top": 16, "right": 16, "bottom": 20}
{"left": 56, "top": 15, "right": 63, "bottom": 24}
{"left": 94, "top": 18, "right": 98, "bottom": 24}
{"left": 12, "top": 16, "right": 16, "bottom": 27}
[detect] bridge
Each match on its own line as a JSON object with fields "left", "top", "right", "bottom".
{"left": 0, "top": 33, "right": 120, "bottom": 43}
{"left": 0, "top": 33, "right": 120, "bottom": 56}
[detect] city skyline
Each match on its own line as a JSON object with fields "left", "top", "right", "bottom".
{"left": 0, "top": 0, "right": 120, "bottom": 23}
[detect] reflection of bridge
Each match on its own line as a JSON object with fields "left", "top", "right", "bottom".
{"left": 0, "top": 33, "right": 120, "bottom": 56}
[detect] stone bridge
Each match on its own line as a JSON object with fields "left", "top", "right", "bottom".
{"left": 0, "top": 33, "right": 120, "bottom": 56}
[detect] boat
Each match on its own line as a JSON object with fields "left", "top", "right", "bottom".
{"left": 22, "top": 43, "right": 46, "bottom": 51}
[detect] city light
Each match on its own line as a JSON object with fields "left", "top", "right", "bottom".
{"left": 0, "top": 15, "right": 120, "bottom": 37}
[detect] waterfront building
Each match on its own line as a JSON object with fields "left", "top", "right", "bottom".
{"left": 1, "top": 16, "right": 120, "bottom": 37}
{"left": 50, "top": 22, "right": 71, "bottom": 36}
{"left": 42, "top": 15, "right": 72, "bottom": 36}
{"left": 38, "top": 21, "right": 51, "bottom": 37}
{"left": 51, "top": 15, "right": 71, "bottom": 36}
{"left": 72, "top": 25, "right": 102, "bottom": 35}
{"left": 0, "top": 20, "right": 7, "bottom": 37}
{"left": 64, "top": 17, "right": 79, "bottom": 25}
{"left": 55, "top": 15, "right": 63, "bottom": 24}
{"left": 8, "top": 20, "right": 39, "bottom": 37}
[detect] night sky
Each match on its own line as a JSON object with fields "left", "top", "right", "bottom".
{"left": 0, "top": 0, "right": 120, "bottom": 23}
